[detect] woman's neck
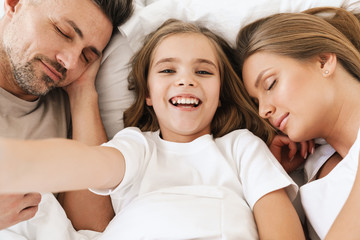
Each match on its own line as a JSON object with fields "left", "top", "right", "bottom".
{"left": 324, "top": 76, "right": 360, "bottom": 157}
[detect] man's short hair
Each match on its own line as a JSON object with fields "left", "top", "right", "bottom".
{"left": 93, "top": 0, "right": 134, "bottom": 28}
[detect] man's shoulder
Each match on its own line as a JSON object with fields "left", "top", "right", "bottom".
{"left": 41, "top": 88, "right": 71, "bottom": 122}
{"left": 42, "top": 88, "right": 68, "bottom": 102}
{"left": 41, "top": 88, "right": 70, "bottom": 109}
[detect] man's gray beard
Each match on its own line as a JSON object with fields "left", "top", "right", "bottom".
{"left": 12, "top": 60, "right": 55, "bottom": 96}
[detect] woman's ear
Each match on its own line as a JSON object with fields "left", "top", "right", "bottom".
{"left": 318, "top": 53, "right": 337, "bottom": 77}
{"left": 4, "top": 0, "right": 21, "bottom": 18}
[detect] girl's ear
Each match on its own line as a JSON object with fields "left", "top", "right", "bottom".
{"left": 318, "top": 53, "right": 337, "bottom": 77}
{"left": 145, "top": 97, "right": 153, "bottom": 106}
{"left": 4, "top": 0, "right": 21, "bottom": 18}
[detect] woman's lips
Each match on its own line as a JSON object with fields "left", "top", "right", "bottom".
{"left": 273, "top": 113, "right": 289, "bottom": 131}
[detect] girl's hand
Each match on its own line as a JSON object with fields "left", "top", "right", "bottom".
{"left": 269, "top": 135, "right": 315, "bottom": 173}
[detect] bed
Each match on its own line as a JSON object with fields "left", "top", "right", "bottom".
{"left": 0, "top": 0, "right": 353, "bottom": 239}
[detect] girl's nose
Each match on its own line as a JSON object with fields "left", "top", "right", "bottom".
{"left": 176, "top": 72, "right": 197, "bottom": 87}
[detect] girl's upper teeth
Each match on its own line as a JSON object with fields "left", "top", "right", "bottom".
{"left": 171, "top": 97, "right": 199, "bottom": 105}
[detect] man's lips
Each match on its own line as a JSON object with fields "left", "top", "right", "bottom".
{"left": 40, "top": 60, "right": 63, "bottom": 82}
{"left": 273, "top": 113, "right": 289, "bottom": 131}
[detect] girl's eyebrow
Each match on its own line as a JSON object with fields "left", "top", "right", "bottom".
{"left": 154, "top": 58, "right": 217, "bottom": 69}
{"left": 195, "top": 59, "right": 217, "bottom": 69}
{"left": 154, "top": 57, "right": 177, "bottom": 66}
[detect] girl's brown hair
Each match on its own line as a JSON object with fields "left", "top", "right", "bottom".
{"left": 124, "top": 19, "right": 274, "bottom": 143}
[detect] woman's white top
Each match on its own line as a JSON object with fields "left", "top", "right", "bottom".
{"left": 93, "top": 127, "right": 297, "bottom": 240}
{"left": 301, "top": 128, "right": 360, "bottom": 239}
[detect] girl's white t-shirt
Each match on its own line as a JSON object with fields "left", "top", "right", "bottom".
{"left": 93, "top": 127, "right": 297, "bottom": 239}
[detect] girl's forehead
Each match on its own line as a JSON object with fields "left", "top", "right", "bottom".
{"left": 150, "top": 33, "right": 220, "bottom": 64}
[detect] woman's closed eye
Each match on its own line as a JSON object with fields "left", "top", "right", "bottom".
{"left": 264, "top": 76, "right": 277, "bottom": 91}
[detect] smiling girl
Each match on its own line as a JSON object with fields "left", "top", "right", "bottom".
{"left": 0, "top": 19, "right": 304, "bottom": 239}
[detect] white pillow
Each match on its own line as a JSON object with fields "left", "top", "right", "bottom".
{"left": 97, "top": 0, "right": 349, "bottom": 139}
{"left": 121, "top": 0, "right": 347, "bottom": 49}
{"left": 95, "top": 31, "right": 135, "bottom": 139}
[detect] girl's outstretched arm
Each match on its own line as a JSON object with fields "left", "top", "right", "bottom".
{"left": 60, "top": 57, "right": 114, "bottom": 232}
{"left": 0, "top": 138, "right": 125, "bottom": 194}
{"left": 325, "top": 152, "right": 360, "bottom": 239}
{"left": 253, "top": 188, "right": 305, "bottom": 240}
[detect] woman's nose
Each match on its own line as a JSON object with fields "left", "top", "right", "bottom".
{"left": 259, "top": 101, "right": 275, "bottom": 119}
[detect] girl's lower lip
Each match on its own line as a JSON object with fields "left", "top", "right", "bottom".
{"left": 279, "top": 114, "right": 289, "bottom": 132}
{"left": 170, "top": 103, "right": 200, "bottom": 112}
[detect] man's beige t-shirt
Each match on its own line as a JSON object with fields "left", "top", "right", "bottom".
{"left": 0, "top": 87, "right": 71, "bottom": 140}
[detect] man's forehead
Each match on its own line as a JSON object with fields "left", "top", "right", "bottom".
{"left": 51, "top": 0, "right": 111, "bottom": 42}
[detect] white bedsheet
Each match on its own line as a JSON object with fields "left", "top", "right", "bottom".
{"left": 0, "top": 188, "right": 257, "bottom": 240}
{"left": 0, "top": 193, "right": 100, "bottom": 240}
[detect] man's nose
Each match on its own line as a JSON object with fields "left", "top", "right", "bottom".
{"left": 56, "top": 47, "right": 82, "bottom": 70}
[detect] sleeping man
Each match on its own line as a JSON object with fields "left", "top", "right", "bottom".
{"left": 0, "top": 0, "right": 132, "bottom": 233}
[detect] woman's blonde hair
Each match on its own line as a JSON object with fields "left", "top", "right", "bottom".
{"left": 236, "top": 6, "right": 360, "bottom": 81}
{"left": 124, "top": 19, "right": 274, "bottom": 143}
